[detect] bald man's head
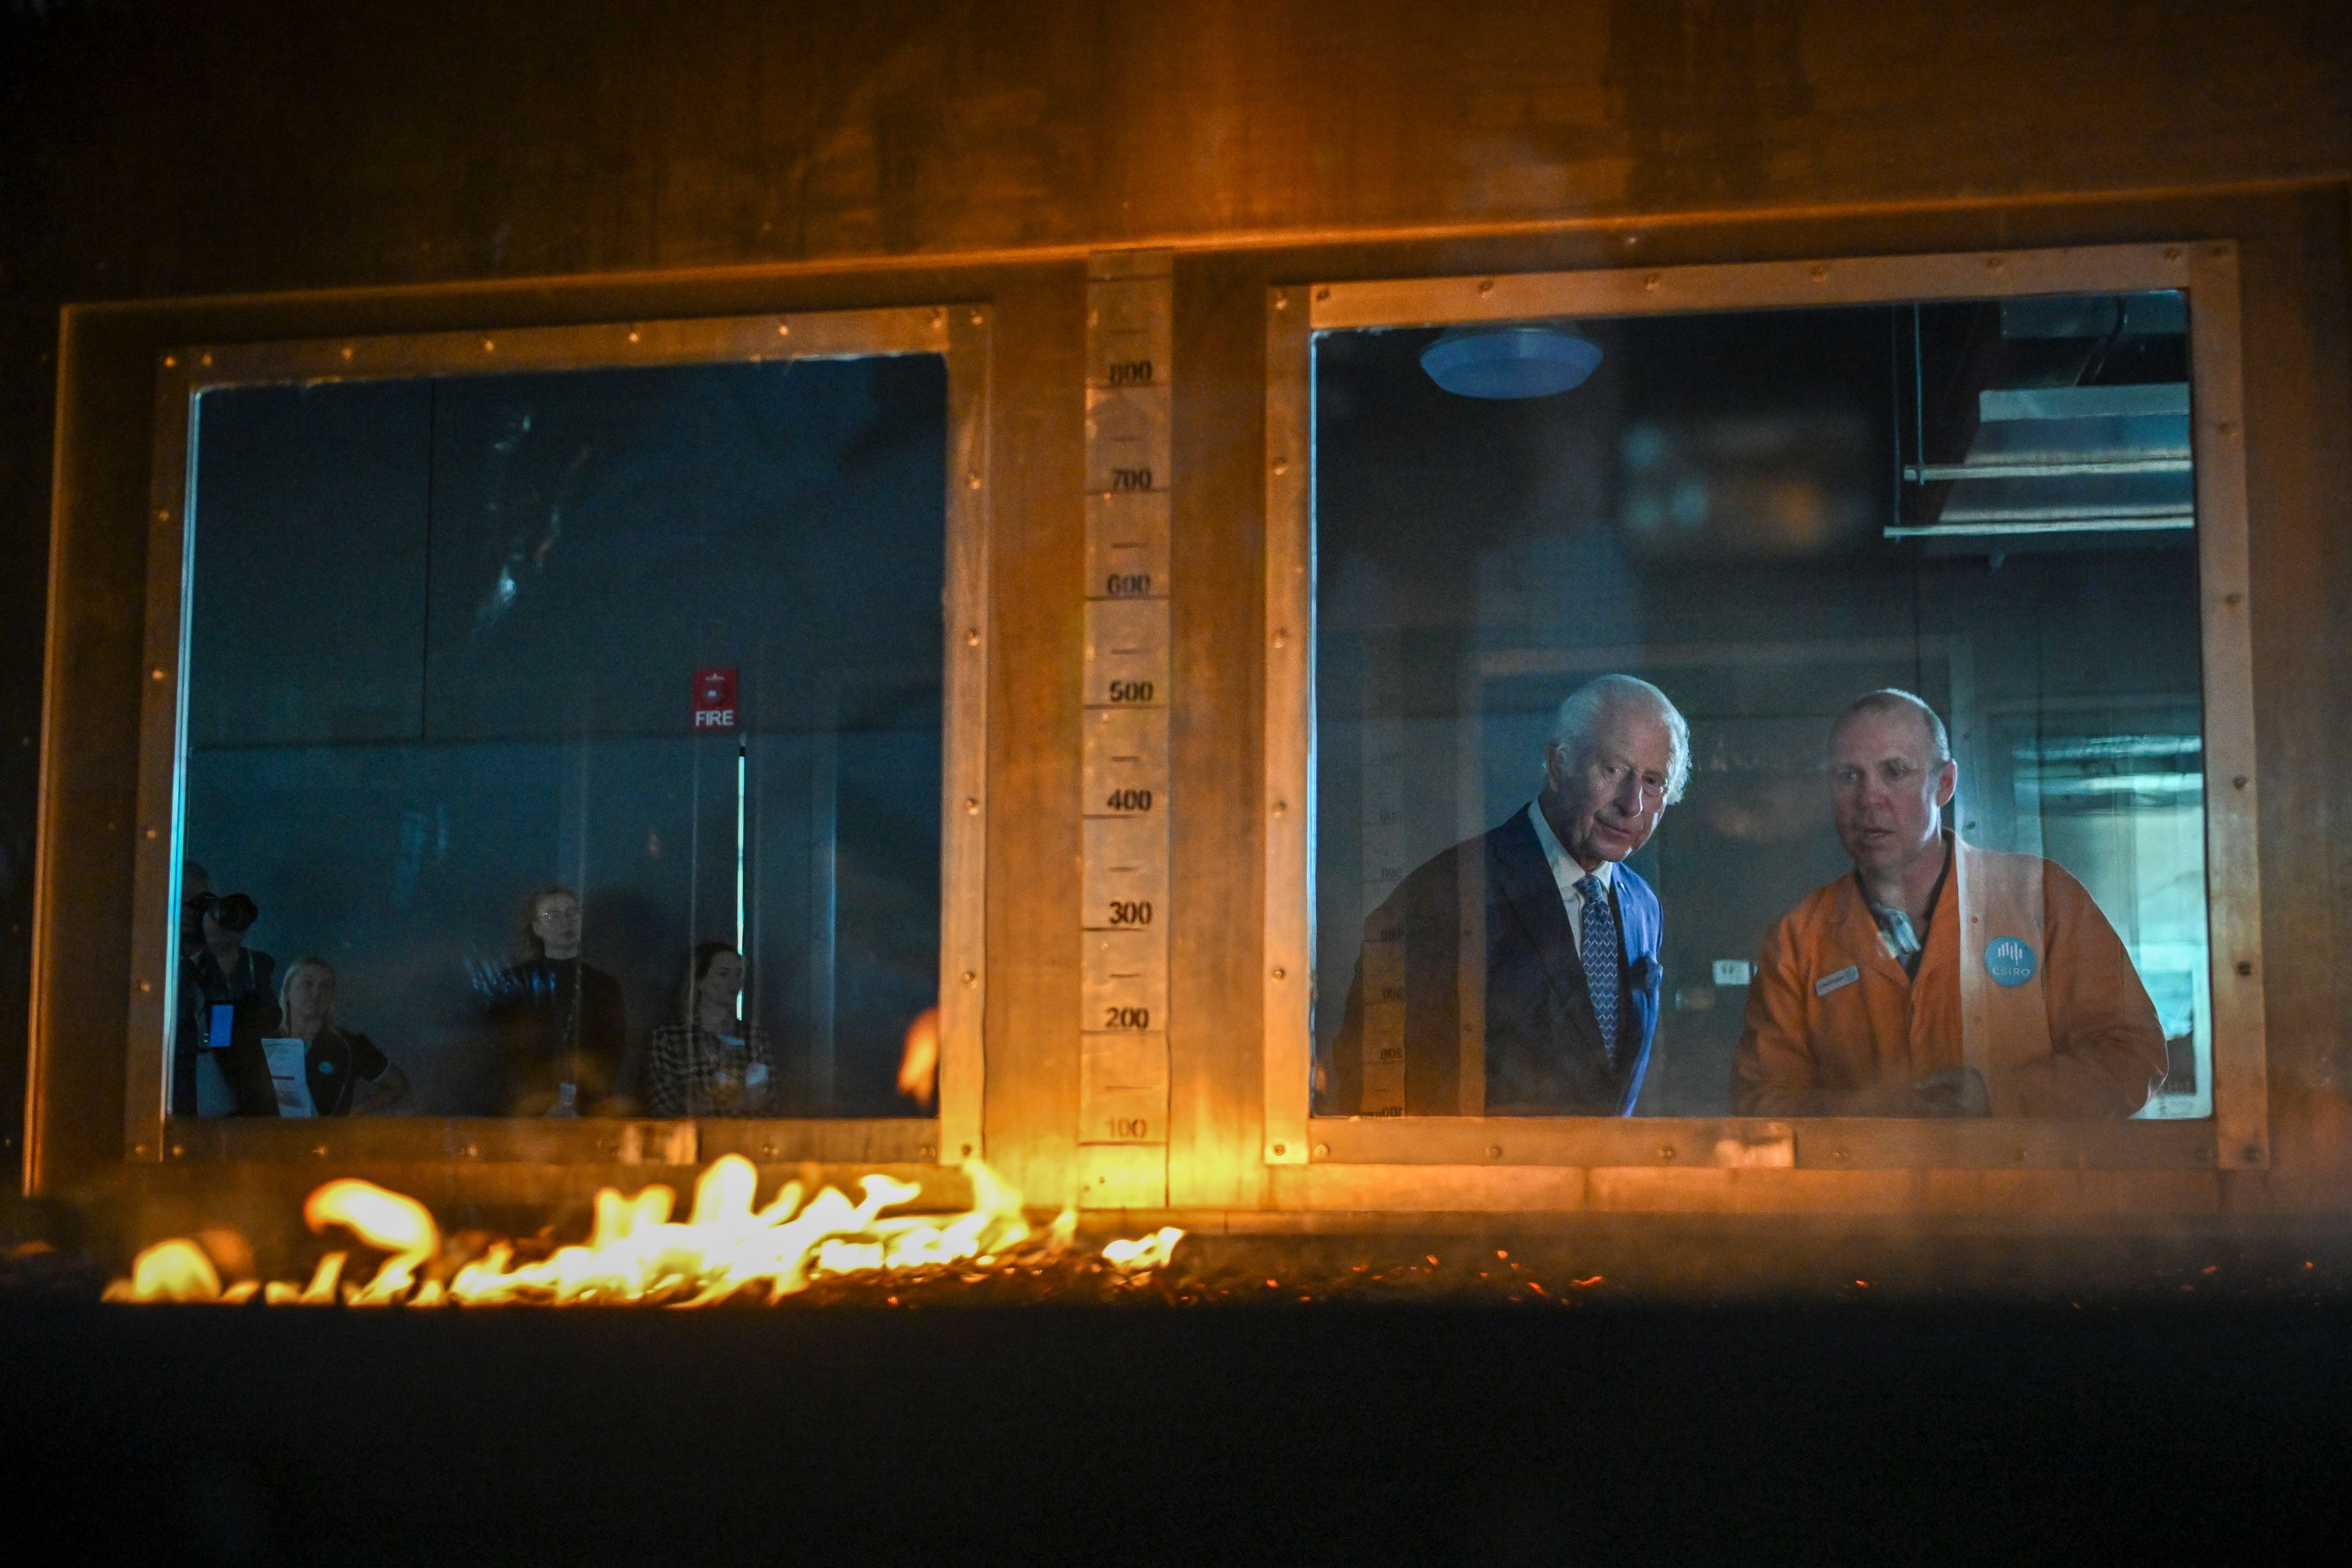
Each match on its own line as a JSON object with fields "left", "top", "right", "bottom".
{"left": 1829, "top": 689, "right": 1950, "bottom": 766}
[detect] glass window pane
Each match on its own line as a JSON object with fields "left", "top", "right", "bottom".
{"left": 172, "top": 353, "right": 948, "bottom": 1120}
{"left": 1311, "top": 293, "right": 2204, "bottom": 1122}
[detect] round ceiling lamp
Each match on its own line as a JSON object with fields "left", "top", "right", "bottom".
{"left": 1420, "top": 323, "right": 1602, "bottom": 399}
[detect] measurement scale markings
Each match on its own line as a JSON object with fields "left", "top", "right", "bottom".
{"left": 1082, "top": 251, "right": 1175, "bottom": 1195}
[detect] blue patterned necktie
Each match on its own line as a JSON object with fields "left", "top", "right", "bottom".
{"left": 1575, "top": 874, "right": 1621, "bottom": 1057}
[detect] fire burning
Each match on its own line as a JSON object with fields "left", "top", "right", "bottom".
{"left": 104, "top": 1155, "right": 1183, "bottom": 1308}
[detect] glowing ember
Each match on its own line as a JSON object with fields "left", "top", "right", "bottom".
{"left": 105, "top": 1155, "right": 1182, "bottom": 1308}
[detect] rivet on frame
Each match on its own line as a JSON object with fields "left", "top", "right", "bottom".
{"left": 340, "top": 346, "right": 355, "bottom": 361}
{"left": 1271, "top": 1144, "right": 1287, "bottom": 1158}
{"left": 150, "top": 668, "right": 167, "bottom": 681}
{"left": 2164, "top": 246, "right": 2183, "bottom": 261}
{"left": 967, "top": 473, "right": 983, "bottom": 490}
{"left": 199, "top": 353, "right": 213, "bottom": 368}
{"left": 1272, "top": 629, "right": 1286, "bottom": 649}
{"left": 627, "top": 330, "right": 640, "bottom": 344}
{"left": 1313, "top": 1144, "right": 1329, "bottom": 1158}
{"left": 162, "top": 355, "right": 178, "bottom": 369}
{"left": 2233, "top": 775, "right": 2248, "bottom": 790}
{"left": 960, "top": 1144, "right": 974, "bottom": 1158}
{"left": 965, "top": 798, "right": 979, "bottom": 815}
{"left": 1809, "top": 264, "right": 1828, "bottom": 281}
{"left": 1985, "top": 255, "right": 2005, "bottom": 270}
{"left": 1272, "top": 800, "right": 1286, "bottom": 816}
{"left": 2236, "top": 960, "right": 2253, "bottom": 977}
{"left": 968, "top": 310, "right": 983, "bottom": 326}
{"left": 1272, "top": 459, "right": 1289, "bottom": 475}
{"left": 962, "top": 970, "right": 978, "bottom": 986}
{"left": 965, "top": 628, "right": 980, "bottom": 647}
{"left": 138, "top": 981, "right": 152, "bottom": 993}
{"left": 2225, "top": 592, "right": 2243, "bottom": 607}
{"left": 1316, "top": 286, "right": 1333, "bottom": 301}
{"left": 1643, "top": 273, "right": 1662, "bottom": 290}
{"left": 482, "top": 338, "right": 496, "bottom": 352}
{"left": 1273, "top": 293, "right": 1289, "bottom": 312}
{"left": 778, "top": 323, "right": 791, "bottom": 336}
{"left": 1271, "top": 967, "right": 1286, "bottom": 981}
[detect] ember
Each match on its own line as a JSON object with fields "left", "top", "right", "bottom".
{"left": 104, "top": 1155, "right": 1183, "bottom": 1308}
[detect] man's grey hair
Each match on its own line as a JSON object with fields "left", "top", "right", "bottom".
{"left": 1548, "top": 674, "right": 1691, "bottom": 804}
{"left": 1830, "top": 688, "right": 1952, "bottom": 765}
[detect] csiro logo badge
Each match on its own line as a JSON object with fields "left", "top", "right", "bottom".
{"left": 1984, "top": 936, "right": 2038, "bottom": 988}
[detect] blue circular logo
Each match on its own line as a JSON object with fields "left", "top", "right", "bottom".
{"left": 1984, "top": 937, "right": 2038, "bottom": 988}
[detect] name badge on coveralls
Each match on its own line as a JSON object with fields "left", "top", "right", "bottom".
{"left": 1814, "top": 964, "right": 1860, "bottom": 997}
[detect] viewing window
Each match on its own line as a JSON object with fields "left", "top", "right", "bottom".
{"left": 131, "top": 309, "right": 986, "bottom": 1144}
{"left": 1266, "top": 246, "right": 2264, "bottom": 1169}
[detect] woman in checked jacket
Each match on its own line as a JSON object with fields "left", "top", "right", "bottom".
{"left": 644, "top": 941, "right": 777, "bottom": 1117}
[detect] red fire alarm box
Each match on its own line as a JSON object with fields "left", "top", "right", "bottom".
{"left": 692, "top": 667, "right": 738, "bottom": 731}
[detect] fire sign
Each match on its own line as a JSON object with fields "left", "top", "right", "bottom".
{"left": 693, "top": 668, "right": 738, "bottom": 731}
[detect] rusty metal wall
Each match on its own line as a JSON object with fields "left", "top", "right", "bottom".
{"left": 4, "top": 0, "right": 2350, "bottom": 1195}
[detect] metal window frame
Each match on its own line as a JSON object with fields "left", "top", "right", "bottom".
{"left": 119, "top": 303, "right": 990, "bottom": 1169}
{"left": 1262, "top": 241, "right": 2266, "bottom": 1176}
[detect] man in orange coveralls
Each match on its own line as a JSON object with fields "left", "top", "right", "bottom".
{"left": 1733, "top": 690, "right": 2167, "bottom": 1118}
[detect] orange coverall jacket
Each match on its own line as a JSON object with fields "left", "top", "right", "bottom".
{"left": 1732, "top": 838, "right": 2168, "bottom": 1118}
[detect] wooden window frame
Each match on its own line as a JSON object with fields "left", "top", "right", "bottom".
{"left": 115, "top": 304, "right": 990, "bottom": 1170}
{"left": 1261, "top": 241, "right": 2267, "bottom": 1178}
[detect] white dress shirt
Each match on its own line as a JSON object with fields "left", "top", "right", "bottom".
{"left": 1525, "top": 801, "right": 1615, "bottom": 951}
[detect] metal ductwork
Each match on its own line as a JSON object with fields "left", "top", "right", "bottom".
{"left": 1889, "top": 290, "right": 2193, "bottom": 546}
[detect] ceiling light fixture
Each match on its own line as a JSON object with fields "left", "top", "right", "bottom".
{"left": 1420, "top": 323, "right": 1603, "bottom": 399}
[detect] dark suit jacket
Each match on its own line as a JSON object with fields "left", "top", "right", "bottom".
{"left": 1324, "top": 808, "right": 1663, "bottom": 1116}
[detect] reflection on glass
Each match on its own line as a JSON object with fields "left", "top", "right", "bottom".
{"left": 1312, "top": 292, "right": 2207, "bottom": 1121}
{"left": 171, "top": 355, "right": 948, "bottom": 1119}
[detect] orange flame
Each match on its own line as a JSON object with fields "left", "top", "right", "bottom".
{"left": 1100, "top": 1226, "right": 1183, "bottom": 1272}
{"left": 307, "top": 1180, "right": 439, "bottom": 1304}
{"left": 102, "top": 1238, "right": 222, "bottom": 1303}
{"left": 104, "top": 1155, "right": 1182, "bottom": 1307}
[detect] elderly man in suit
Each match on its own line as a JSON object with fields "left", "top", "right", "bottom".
{"left": 1323, "top": 673, "right": 1689, "bottom": 1117}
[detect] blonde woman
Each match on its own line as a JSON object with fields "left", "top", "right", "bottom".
{"left": 277, "top": 957, "right": 409, "bottom": 1117}
{"left": 645, "top": 943, "right": 775, "bottom": 1117}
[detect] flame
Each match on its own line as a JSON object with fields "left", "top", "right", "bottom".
{"left": 307, "top": 1180, "right": 439, "bottom": 1304}
{"left": 103, "top": 1238, "right": 222, "bottom": 1303}
{"left": 1101, "top": 1226, "right": 1183, "bottom": 1272}
{"left": 104, "top": 1155, "right": 1183, "bottom": 1307}
{"left": 897, "top": 1005, "right": 940, "bottom": 1104}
